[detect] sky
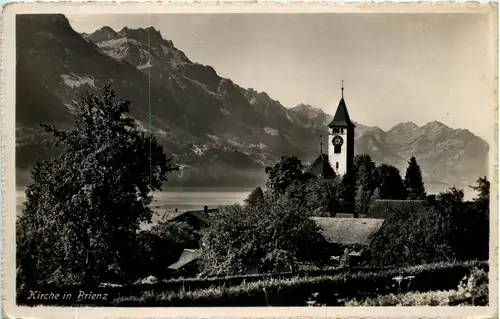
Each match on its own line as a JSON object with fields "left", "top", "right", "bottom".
{"left": 67, "top": 13, "right": 495, "bottom": 142}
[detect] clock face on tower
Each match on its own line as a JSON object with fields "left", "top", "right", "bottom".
{"left": 332, "top": 135, "right": 344, "bottom": 146}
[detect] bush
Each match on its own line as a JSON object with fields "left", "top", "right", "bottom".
{"left": 344, "top": 266, "right": 488, "bottom": 306}
{"left": 110, "top": 260, "right": 487, "bottom": 307}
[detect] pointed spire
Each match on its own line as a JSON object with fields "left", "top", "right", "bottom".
{"left": 327, "top": 80, "right": 355, "bottom": 128}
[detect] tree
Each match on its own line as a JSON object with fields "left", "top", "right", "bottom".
{"left": 284, "top": 176, "right": 343, "bottom": 217}
{"left": 355, "top": 164, "right": 373, "bottom": 217}
{"left": 404, "top": 156, "right": 427, "bottom": 200}
{"left": 199, "top": 198, "right": 330, "bottom": 276}
{"left": 150, "top": 220, "right": 198, "bottom": 249}
{"left": 470, "top": 176, "right": 490, "bottom": 209}
{"left": 245, "top": 186, "right": 265, "bottom": 206}
{"left": 432, "top": 186, "right": 488, "bottom": 261}
{"left": 265, "top": 155, "right": 304, "bottom": 194}
{"left": 374, "top": 164, "right": 407, "bottom": 199}
{"left": 368, "top": 202, "right": 455, "bottom": 266}
{"left": 353, "top": 154, "right": 377, "bottom": 217}
{"left": 16, "top": 85, "right": 177, "bottom": 289}
{"left": 353, "top": 154, "right": 375, "bottom": 184}
{"left": 129, "top": 221, "right": 199, "bottom": 280}
{"left": 436, "top": 186, "right": 464, "bottom": 205}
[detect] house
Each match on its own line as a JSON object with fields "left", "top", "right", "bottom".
{"left": 167, "top": 249, "right": 201, "bottom": 278}
{"left": 311, "top": 217, "right": 385, "bottom": 266}
{"left": 162, "top": 206, "right": 217, "bottom": 231}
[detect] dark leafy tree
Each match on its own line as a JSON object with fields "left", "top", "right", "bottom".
{"left": 436, "top": 186, "right": 464, "bottom": 204}
{"left": 353, "top": 154, "right": 377, "bottom": 183}
{"left": 404, "top": 156, "right": 427, "bottom": 200}
{"left": 199, "top": 197, "right": 330, "bottom": 276}
{"left": 374, "top": 164, "right": 407, "bottom": 199}
{"left": 339, "top": 173, "right": 356, "bottom": 214}
{"left": 353, "top": 154, "right": 377, "bottom": 217}
{"left": 434, "top": 185, "right": 489, "bottom": 261}
{"left": 265, "top": 155, "right": 304, "bottom": 194}
{"left": 368, "top": 202, "right": 455, "bottom": 266}
{"left": 355, "top": 164, "right": 373, "bottom": 217}
{"left": 371, "top": 185, "right": 489, "bottom": 266}
{"left": 126, "top": 221, "right": 199, "bottom": 280}
{"left": 284, "top": 176, "right": 343, "bottom": 217}
{"left": 245, "top": 186, "right": 265, "bottom": 206}
{"left": 470, "top": 176, "right": 490, "bottom": 209}
{"left": 16, "top": 85, "right": 177, "bottom": 289}
{"left": 150, "top": 220, "right": 198, "bottom": 249}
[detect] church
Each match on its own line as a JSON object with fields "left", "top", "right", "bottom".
{"left": 305, "top": 83, "right": 356, "bottom": 179}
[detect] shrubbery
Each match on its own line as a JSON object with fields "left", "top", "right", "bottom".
{"left": 109, "top": 260, "right": 487, "bottom": 307}
{"left": 198, "top": 197, "right": 331, "bottom": 276}
{"left": 367, "top": 184, "right": 489, "bottom": 267}
{"left": 344, "top": 266, "right": 488, "bottom": 306}
{"left": 17, "top": 260, "right": 487, "bottom": 306}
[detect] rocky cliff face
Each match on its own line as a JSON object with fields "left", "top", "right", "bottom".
{"left": 16, "top": 14, "right": 489, "bottom": 191}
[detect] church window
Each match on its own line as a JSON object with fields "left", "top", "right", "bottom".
{"left": 336, "top": 162, "right": 339, "bottom": 169}
{"left": 334, "top": 145, "right": 341, "bottom": 154}
{"left": 332, "top": 127, "right": 340, "bottom": 134}
{"left": 340, "top": 128, "right": 344, "bottom": 134}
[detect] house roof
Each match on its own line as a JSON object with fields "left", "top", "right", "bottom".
{"left": 335, "top": 213, "right": 366, "bottom": 219}
{"left": 366, "top": 199, "right": 427, "bottom": 219}
{"left": 162, "top": 208, "right": 216, "bottom": 225}
{"left": 312, "top": 217, "right": 385, "bottom": 245}
{"left": 328, "top": 98, "right": 355, "bottom": 128}
{"left": 168, "top": 249, "right": 201, "bottom": 270}
{"left": 304, "top": 154, "right": 336, "bottom": 178}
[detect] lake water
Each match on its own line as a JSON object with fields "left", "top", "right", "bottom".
{"left": 16, "top": 188, "right": 251, "bottom": 228}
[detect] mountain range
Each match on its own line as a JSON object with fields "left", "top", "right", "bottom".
{"left": 16, "top": 14, "right": 489, "bottom": 194}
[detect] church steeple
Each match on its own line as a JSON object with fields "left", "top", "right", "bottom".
{"left": 328, "top": 81, "right": 355, "bottom": 128}
{"left": 326, "top": 81, "right": 356, "bottom": 178}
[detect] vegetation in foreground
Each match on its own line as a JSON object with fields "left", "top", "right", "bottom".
{"left": 109, "top": 261, "right": 488, "bottom": 307}
{"left": 344, "top": 266, "right": 488, "bottom": 306}
{"left": 17, "top": 260, "right": 487, "bottom": 306}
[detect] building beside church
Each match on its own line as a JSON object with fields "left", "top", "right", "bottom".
{"left": 306, "top": 83, "right": 356, "bottom": 178}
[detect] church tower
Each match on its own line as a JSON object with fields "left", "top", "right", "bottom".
{"left": 327, "top": 82, "right": 355, "bottom": 176}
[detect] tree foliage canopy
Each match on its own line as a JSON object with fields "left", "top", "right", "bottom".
{"left": 265, "top": 155, "right": 304, "bottom": 194}
{"left": 374, "top": 164, "right": 407, "bottom": 200}
{"left": 369, "top": 182, "right": 489, "bottom": 266}
{"left": 199, "top": 197, "right": 330, "bottom": 276}
{"left": 353, "top": 154, "right": 378, "bottom": 216}
{"left": 17, "top": 85, "right": 177, "bottom": 289}
{"left": 245, "top": 186, "right": 265, "bottom": 206}
{"left": 404, "top": 157, "right": 427, "bottom": 200}
{"left": 470, "top": 176, "right": 490, "bottom": 209}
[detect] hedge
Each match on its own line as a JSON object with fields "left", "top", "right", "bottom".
{"left": 18, "top": 260, "right": 488, "bottom": 306}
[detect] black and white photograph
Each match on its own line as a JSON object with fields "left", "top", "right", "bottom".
{"left": 2, "top": 2, "right": 497, "bottom": 315}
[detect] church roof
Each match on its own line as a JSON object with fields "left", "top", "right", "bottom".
{"left": 328, "top": 97, "right": 355, "bottom": 128}
{"left": 304, "top": 153, "right": 336, "bottom": 178}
